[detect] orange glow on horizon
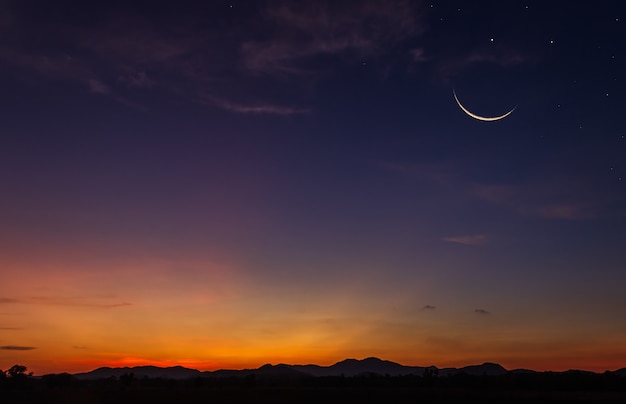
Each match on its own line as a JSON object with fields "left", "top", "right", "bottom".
{"left": 11, "top": 354, "right": 626, "bottom": 377}
{"left": 2, "top": 245, "right": 625, "bottom": 377}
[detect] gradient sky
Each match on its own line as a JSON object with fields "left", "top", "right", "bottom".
{"left": 1, "top": 0, "right": 625, "bottom": 375}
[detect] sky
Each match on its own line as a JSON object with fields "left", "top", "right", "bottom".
{"left": 1, "top": 0, "right": 625, "bottom": 375}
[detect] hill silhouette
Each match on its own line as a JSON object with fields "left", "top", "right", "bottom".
{"left": 71, "top": 357, "right": 623, "bottom": 380}
{"left": 74, "top": 365, "right": 203, "bottom": 380}
{"left": 4, "top": 359, "right": 626, "bottom": 404}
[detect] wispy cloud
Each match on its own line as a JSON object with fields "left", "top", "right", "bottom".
{"left": 474, "top": 309, "right": 490, "bottom": 315}
{"left": 240, "top": 0, "right": 422, "bottom": 76}
{"left": 0, "top": 298, "right": 20, "bottom": 304}
{"left": 0, "top": 0, "right": 426, "bottom": 114}
{"left": 422, "top": 305, "right": 436, "bottom": 310}
{"left": 0, "top": 327, "right": 22, "bottom": 330}
{"left": 410, "top": 48, "right": 428, "bottom": 63}
{"left": 119, "top": 71, "right": 154, "bottom": 88}
{"left": 0, "top": 296, "right": 131, "bottom": 309}
{"left": 536, "top": 204, "right": 593, "bottom": 220}
{"left": 437, "top": 49, "right": 529, "bottom": 81}
{"left": 383, "top": 160, "right": 625, "bottom": 221}
{"left": 87, "top": 78, "right": 110, "bottom": 94}
{"left": 471, "top": 183, "right": 609, "bottom": 221}
{"left": 202, "top": 94, "right": 310, "bottom": 116}
{"left": 0, "top": 345, "right": 36, "bottom": 350}
{"left": 443, "top": 234, "right": 488, "bottom": 246}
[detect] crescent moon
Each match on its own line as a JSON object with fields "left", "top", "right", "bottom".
{"left": 453, "top": 89, "right": 516, "bottom": 122}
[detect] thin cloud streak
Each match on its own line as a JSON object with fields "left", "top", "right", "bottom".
{"left": 471, "top": 183, "right": 613, "bottom": 220}
{"left": 443, "top": 234, "right": 488, "bottom": 246}
{"left": 0, "top": 298, "right": 20, "bottom": 304}
{"left": 0, "top": 296, "right": 131, "bottom": 309}
{"left": 202, "top": 94, "right": 310, "bottom": 115}
{"left": 0, "top": 345, "right": 36, "bottom": 350}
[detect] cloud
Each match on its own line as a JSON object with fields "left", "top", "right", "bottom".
{"left": 0, "top": 296, "right": 131, "bottom": 309}
{"left": 29, "top": 297, "right": 132, "bottom": 308}
{"left": 474, "top": 309, "right": 490, "bottom": 315}
{"left": 0, "top": 0, "right": 426, "bottom": 115}
{"left": 410, "top": 48, "right": 428, "bottom": 63}
{"left": 422, "top": 305, "right": 436, "bottom": 310}
{"left": 0, "top": 6, "right": 251, "bottom": 112}
{"left": 87, "top": 78, "right": 110, "bottom": 94}
{"left": 0, "top": 298, "right": 20, "bottom": 304}
{"left": 0, "top": 345, "right": 36, "bottom": 350}
{"left": 240, "top": 0, "right": 422, "bottom": 76}
{"left": 119, "top": 71, "right": 154, "bottom": 88}
{"left": 0, "top": 48, "right": 104, "bottom": 94}
{"left": 0, "top": 327, "right": 22, "bottom": 330}
{"left": 202, "top": 94, "right": 310, "bottom": 116}
{"left": 384, "top": 160, "right": 625, "bottom": 221}
{"left": 443, "top": 234, "right": 487, "bottom": 246}
{"left": 437, "top": 49, "right": 528, "bottom": 81}
{"left": 471, "top": 183, "right": 607, "bottom": 221}
{"left": 536, "top": 204, "right": 592, "bottom": 220}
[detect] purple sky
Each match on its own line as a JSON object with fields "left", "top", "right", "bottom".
{"left": 1, "top": 0, "right": 625, "bottom": 374}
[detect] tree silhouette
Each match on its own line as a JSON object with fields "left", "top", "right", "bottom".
{"left": 7, "top": 364, "right": 32, "bottom": 379}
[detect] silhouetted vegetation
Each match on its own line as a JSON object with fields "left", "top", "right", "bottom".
{"left": 1, "top": 364, "right": 626, "bottom": 403}
{"left": 0, "top": 364, "right": 33, "bottom": 389}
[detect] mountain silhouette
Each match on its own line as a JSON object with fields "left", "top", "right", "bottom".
{"left": 291, "top": 357, "right": 426, "bottom": 377}
{"left": 71, "top": 358, "right": 626, "bottom": 380}
{"left": 454, "top": 362, "right": 507, "bottom": 376}
{"left": 74, "top": 365, "right": 202, "bottom": 380}
{"left": 71, "top": 358, "right": 474, "bottom": 379}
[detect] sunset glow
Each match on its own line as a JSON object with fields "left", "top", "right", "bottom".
{"left": 1, "top": 1, "right": 625, "bottom": 376}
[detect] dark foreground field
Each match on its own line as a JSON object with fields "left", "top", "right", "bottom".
{"left": 6, "top": 388, "right": 626, "bottom": 403}
{"left": 3, "top": 373, "right": 626, "bottom": 403}
{"left": 4, "top": 387, "right": 626, "bottom": 403}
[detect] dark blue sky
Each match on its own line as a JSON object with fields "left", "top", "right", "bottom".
{"left": 1, "top": 0, "right": 625, "bottom": 374}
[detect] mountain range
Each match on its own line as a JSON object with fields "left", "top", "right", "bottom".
{"left": 72, "top": 357, "right": 626, "bottom": 380}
